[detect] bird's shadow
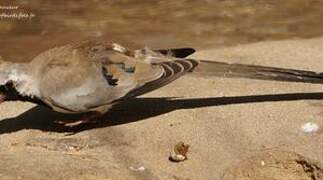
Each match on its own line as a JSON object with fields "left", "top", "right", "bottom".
{"left": 1, "top": 92, "right": 323, "bottom": 134}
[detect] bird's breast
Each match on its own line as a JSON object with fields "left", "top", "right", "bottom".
{"left": 48, "top": 78, "right": 101, "bottom": 112}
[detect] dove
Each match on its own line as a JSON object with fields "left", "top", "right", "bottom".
{"left": 1, "top": 40, "right": 323, "bottom": 121}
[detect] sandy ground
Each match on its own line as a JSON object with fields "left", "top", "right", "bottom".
{"left": 1, "top": 38, "right": 323, "bottom": 179}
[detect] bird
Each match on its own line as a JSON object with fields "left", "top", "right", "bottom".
{"left": 1, "top": 39, "right": 323, "bottom": 124}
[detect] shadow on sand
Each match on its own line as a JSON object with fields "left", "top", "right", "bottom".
{"left": 1, "top": 92, "right": 323, "bottom": 134}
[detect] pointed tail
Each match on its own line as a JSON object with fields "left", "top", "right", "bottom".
{"left": 191, "top": 59, "right": 323, "bottom": 84}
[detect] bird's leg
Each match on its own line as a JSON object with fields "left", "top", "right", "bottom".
{"left": 55, "top": 111, "right": 103, "bottom": 128}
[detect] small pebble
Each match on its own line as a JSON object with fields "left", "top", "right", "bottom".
{"left": 301, "top": 122, "right": 319, "bottom": 133}
{"left": 260, "top": 160, "right": 265, "bottom": 166}
{"left": 129, "top": 166, "right": 145, "bottom": 172}
{"left": 169, "top": 142, "right": 189, "bottom": 162}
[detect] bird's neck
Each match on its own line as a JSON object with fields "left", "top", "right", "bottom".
{"left": 4, "top": 62, "right": 39, "bottom": 98}
{"left": 1, "top": 81, "right": 47, "bottom": 106}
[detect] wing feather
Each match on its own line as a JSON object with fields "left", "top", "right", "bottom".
{"left": 120, "top": 59, "right": 199, "bottom": 100}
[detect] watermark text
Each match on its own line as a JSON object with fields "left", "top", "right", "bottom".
{"left": 0, "top": 5, "right": 36, "bottom": 20}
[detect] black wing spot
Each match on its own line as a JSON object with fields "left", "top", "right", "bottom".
{"left": 115, "top": 63, "right": 136, "bottom": 73}
{"left": 124, "top": 66, "right": 136, "bottom": 73}
{"left": 102, "top": 66, "right": 118, "bottom": 86}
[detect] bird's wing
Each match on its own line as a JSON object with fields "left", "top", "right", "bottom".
{"left": 31, "top": 40, "right": 197, "bottom": 113}
{"left": 80, "top": 41, "right": 199, "bottom": 101}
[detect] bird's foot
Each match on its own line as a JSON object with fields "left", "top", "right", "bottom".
{"left": 55, "top": 112, "right": 102, "bottom": 128}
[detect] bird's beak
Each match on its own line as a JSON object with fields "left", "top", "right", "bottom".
{"left": 0, "top": 94, "right": 5, "bottom": 103}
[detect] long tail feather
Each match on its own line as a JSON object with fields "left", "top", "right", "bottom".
{"left": 192, "top": 59, "right": 323, "bottom": 84}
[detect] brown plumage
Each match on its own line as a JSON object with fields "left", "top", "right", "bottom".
{"left": 0, "top": 40, "right": 198, "bottom": 115}
{"left": 1, "top": 40, "right": 323, "bottom": 117}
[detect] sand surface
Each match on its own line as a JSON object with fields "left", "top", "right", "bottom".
{"left": 1, "top": 38, "right": 323, "bottom": 179}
